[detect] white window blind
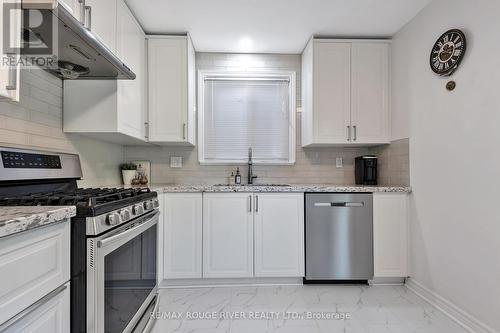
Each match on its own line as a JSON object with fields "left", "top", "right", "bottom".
{"left": 200, "top": 74, "right": 295, "bottom": 164}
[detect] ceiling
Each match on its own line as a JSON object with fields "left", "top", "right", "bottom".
{"left": 125, "top": 0, "right": 432, "bottom": 54}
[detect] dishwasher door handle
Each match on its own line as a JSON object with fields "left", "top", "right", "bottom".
{"left": 314, "top": 202, "right": 364, "bottom": 207}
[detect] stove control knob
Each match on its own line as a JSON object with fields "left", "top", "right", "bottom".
{"left": 133, "top": 204, "right": 144, "bottom": 215}
{"left": 120, "top": 209, "right": 131, "bottom": 221}
{"left": 144, "top": 200, "right": 153, "bottom": 210}
{"left": 107, "top": 213, "right": 121, "bottom": 226}
{"left": 153, "top": 199, "right": 160, "bottom": 208}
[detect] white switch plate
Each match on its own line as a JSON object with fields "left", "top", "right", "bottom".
{"left": 170, "top": 156, "right": 183, "bottom": 168}
{"left": 336, "top": 157, "right": 343, "bottom": 168}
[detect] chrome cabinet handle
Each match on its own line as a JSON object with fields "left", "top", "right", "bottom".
{"left": 347, "top": 126, "right": 351, "bottom": 142}
{"left": 144, "top": 122, "right": 149, "bottom": 140}
{"left": 5, "top": 56, "right": 17, "bottom": 91}
{"left": 182, "top": 123, "right": 187, "bottom": 140}
{"left": 255, "top": 195, "right": 259, "bottom": 212}
{"left": 84, "top": 5, "right": 92, "bottom": 30}
{"left": 78, "top": 0, "right": 86, "bottom": 25}
{"left": 0, "top": 284, "right": 68, "bottom": 331}
{"left": 248, "top": 195, "right": 252, "bottom": 213}
{"left": 353, "top": 125, "right": 357, "bottom": 141}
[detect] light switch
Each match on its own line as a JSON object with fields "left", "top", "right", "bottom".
{"left": 336, "top": 157, "right": 343, "bottom": 168}
{"left": 170, "top": 156, "right": 183, "bottom": 168}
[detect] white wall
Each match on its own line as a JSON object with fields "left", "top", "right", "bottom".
{"left": 0, "top": 68, "right": 124, "bottom": 187}
{"left": 393, "top": 0, "right": 500, "bottom": 331}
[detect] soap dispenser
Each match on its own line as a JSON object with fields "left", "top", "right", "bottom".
{"left": 235, "top": 168, "right": 242, "bottom": 185}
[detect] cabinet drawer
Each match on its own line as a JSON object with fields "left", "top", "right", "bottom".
{"left": 1, "top": 282, "right": 70, "bottom": 333}
{"left": 0, "top": 221, "right": 70, "bottom": 325}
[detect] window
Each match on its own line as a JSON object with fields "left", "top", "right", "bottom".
{"left": 198, "top": 72, "right": 296, "bottom": 164}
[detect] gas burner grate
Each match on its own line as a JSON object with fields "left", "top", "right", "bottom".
{"left": 0, "top": 187, "right": 155, "bottom": 217}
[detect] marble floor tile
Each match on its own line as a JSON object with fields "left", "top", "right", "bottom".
{"left": 150, "top": 285, "right": 469, "bottom": 333}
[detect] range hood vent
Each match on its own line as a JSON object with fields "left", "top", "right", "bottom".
{"left": 21, "top": 2, "right": 135, "bottom": 80}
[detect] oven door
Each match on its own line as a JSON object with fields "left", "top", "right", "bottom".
{"left": 87, "top": 210, "right": 159, "bottom": 333}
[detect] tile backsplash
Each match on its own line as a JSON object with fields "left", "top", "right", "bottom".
{"left": 370, "top": 138, "right": 410, "bottom": 186}
{"left": 125, "top": 113, "right": 375, "bottom": 185}
{"left": 0, "top": 68, "right": 124, "bottom": 187}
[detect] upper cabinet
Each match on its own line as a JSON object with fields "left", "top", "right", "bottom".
{"left": 147, "top": 36, "right": 196, "bottom": 145}
{"left": 83, "top": 0, "right": 117, "bottom": 52}
{"left": 63, "top": 0, "right": 147, "bottom": 144}
{"left": 57, "top": 0, "right": 84, "bottom": 23}
{"left": 302, "top": 38, "right": 390, "bottom": 147}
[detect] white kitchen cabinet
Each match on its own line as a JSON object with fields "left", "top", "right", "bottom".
{"left": 351, "top": 43, "right": 390, "bottom": 144}
{"left": 254, "top": 193, "right": 305, "bottom": 277}
{"left": 163, "top": 193, "right": 202, "bottom": 279}
{"left": 63, "top": 0, "right": 147, "bottom": 144}
{"left": 302, "top": 40, "right": 351, "bottom": 146}
{"left": 0, "top": 221, "right": 70, "bottom": 326}
{"left": 373, "top": 193, "right": 409, "bottom": 278}
{"left": 203, "top": 193, "right": 254, "bottom": 278}
{"left": 0, "top": 0, "right": 21, "bottom": 102}
{"left": 147, "top": 35, "right": 196, "bottom": 145}
{"left": 302, "top": 38, "right": 390, "bottom": 146}
{"left": 1, "top": 282, "right": 70, "bottom": 333}
{"left": 83, "top": 0, "right": 117, "bottom": 52}
{"left": 58, "top": 0, "right": 83, "bottom": 22}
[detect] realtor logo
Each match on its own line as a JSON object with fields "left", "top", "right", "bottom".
{"left": 2, "top": 1, "right": 58, "bottom": 68}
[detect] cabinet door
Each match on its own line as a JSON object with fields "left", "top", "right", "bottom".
{"left": 148, "top": 37, "right": 189, "bottom": 144}
{"left": 254, "top": 194, "right": 305, "bottom": 277}
{"left": 116, "top": 0, "right": 146, "bottom": 140}
{"left": 351, "top": 43, "right": 390, "bottom": 144}
{"left": 373, "top": 193, "right": 408, "bottom": 278}
{"left": 2, "top": 282, "right": 70, "bottom": 333}
{"left": 57, "top": 0, "right": 83, "bottom": 22}
{"left": 84, "top": 0, "right": 117, "bottom": 52}
{"left": 313, "top": 41, "right": 351, "bottom": 144}
{"left": 0, "top": 0, "right": 21, "bottom": 101}
{"left": 0, "top": 221, "right": 70, "bottom": 325}
{"left": 186, "top": 35, "right": 196, "bottom": 145}
{"left": 203, "top": 193, "right": 253, "bottom": 278}
{"left": 163, "top": 193, "right": 202, "bottom": 279}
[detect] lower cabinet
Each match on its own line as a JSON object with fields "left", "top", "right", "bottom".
{"left": 163, "top": 193, "right": 203, "bottom": 279}
{"left": 2, "top": 282, "right": 70, "bottom": 333}
{"left": 373, "top": 193, "right": 409, "bottom": 278}
{"left": 254, "top": 193, "right": 304, "bottom": 277}
{"left": 203, "top": 193, "right": 254, "bottom": 278}
{"left": 0, "top": 221, "right": 70, "bottom": 325}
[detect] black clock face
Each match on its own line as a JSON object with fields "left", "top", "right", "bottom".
{"left": 430, "top": 29, "right": 466, "bottom": 76}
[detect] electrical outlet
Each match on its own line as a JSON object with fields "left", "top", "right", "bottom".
{"left": 170, "top": 156, "right": 183, "bottom": 168}
{"left": 336, "top": 157, "right": 343, "bottom": 168}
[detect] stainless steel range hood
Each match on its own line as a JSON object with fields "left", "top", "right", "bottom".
{"left": 21, "top": 1, "right": 135, "bottom": 80}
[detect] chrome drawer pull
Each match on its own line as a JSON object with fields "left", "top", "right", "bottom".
{"left": 0, "top": 285, "right": 67, "bottom": 331}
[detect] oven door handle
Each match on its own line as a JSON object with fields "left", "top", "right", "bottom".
{"left": 97, "top": 211, "right": 159, "bottom": 249}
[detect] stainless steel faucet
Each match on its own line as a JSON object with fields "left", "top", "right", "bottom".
{"left": 248, "top": 148, "right": 257, "bottom": 185}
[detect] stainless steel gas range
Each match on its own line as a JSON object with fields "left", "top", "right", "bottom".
{"left": 0, "top": 147, "right": 159, "bottom": 333}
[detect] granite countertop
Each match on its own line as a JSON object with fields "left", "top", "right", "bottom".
{"left": 0, "top": 206, "right": 76, "bottom": 239}
{"left": 146, "top": 184, "right": 411, "bottom": 193}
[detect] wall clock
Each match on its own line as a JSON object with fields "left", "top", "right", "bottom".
{"left": 430, "top": 29, "right": 466, "bottom": 76}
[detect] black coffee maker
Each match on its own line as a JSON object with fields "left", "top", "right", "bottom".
{"left": 355, "top": 155, "right": 378, "bottom": 185}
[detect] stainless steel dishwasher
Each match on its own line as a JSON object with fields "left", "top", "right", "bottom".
{"left": 305, "top": 193, "right": 373, "bottom": 282}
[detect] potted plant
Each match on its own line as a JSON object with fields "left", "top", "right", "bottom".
{"left": 120, "top": 163, "right": 137, "bottom": 185}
